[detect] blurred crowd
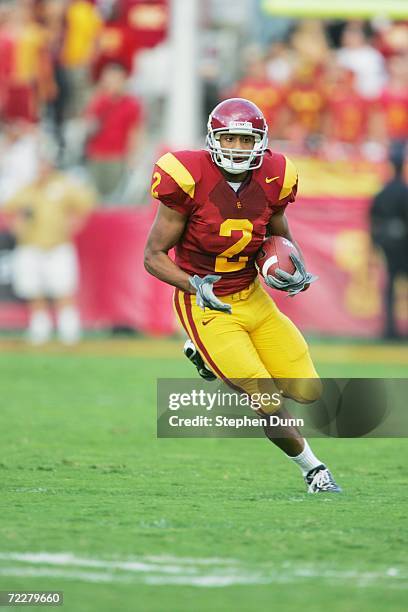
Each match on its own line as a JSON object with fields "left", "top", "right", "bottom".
{"left": 0, "top": 1, "right": 406, "bottom": 343}
{"left": 221, "top": 19, "right": 408, "bottom": 160}
{"left": 0, "top": 0, "right": 408, "bottom": 344}
{"left": 0, "top": 3, "right": 407, "bottom": 207}
{"left": 0, "top": 0, "right": 161, "bottom": 343}
{"left": 0, "top": 0, "right": 156, "bottom": 206}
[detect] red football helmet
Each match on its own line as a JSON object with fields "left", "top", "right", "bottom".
{"left": 207, "top": 98, "right": 268, "bottom": 174}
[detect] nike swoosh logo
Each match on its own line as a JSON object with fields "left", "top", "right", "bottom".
{"left": 265, "top": 176, "right": 280, "bottom": 184}
{"left": 202, "top": 317, "right": 216, "bottom": 326}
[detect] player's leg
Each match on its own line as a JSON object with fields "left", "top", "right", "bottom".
{"left": 176, "top": 282, "right": 316, "bottom": 402}
{"left": 11, "top": 246, "right": 52, "bottom": 344}
{"left": 249, "top": 284, "right": 321, "bottom": 400}
{"left": 174, "top": 287, "right": 274, "bottom": 396}
{"left": 175, "top": 285, "right": 340, "bottom": 492}
{"left": 45, "top": 243, "right": 81, "bottom": 345}
{"left": 248, "top": 285, "right": 341, "bottom": 493}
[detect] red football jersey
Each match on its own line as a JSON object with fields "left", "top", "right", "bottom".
{"left": 378, "top": 88, "right": 408, "bottom": 140}
{"left": 151, "top": 150, "right": 298, "bottom": 295}
{"left": 230, "top": 79, "right": 283, "bottom": 134}
{"left": 286, "top": 83, "right": 326, "bottom": 133}
{"left": 327, "top": 93, "right": 369, "bottom": 143}
{"left": 85, "top": 93, "right": 142, "bottom": 158}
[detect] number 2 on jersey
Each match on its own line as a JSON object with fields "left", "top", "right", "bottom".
{"left": 151, "top": 172, "right": 162, "bottom": 198}
{"left": 215, "top": 219, "right": 253, "bottom": 273}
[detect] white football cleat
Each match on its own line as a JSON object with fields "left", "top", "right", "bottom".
{"left": 305, "top": 464, "right": 342, "bottom": 493}
{"left": 183, "top": 339, "right": 216, "bottom": 381}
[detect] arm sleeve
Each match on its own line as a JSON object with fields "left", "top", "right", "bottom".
{"left": 150, "top": 164, "right": 191, "bottom": 216}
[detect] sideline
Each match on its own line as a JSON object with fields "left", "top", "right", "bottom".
{"left": 0, "top": 337, "right": 407, "bottom": 365}
{"left": 0, "top": 552, "right": 406, "bottom": 588}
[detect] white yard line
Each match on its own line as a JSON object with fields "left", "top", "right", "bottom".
{"left": 0, "top": 553, "right": 407, "bottom": 588}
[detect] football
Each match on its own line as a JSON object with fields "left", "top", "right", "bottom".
{"left": 256, "top": 235, "right": 298, "bottom": 281}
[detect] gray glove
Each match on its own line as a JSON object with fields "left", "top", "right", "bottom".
{"left": 189, "top": 275, "right": 232, "bottom": 313}
{"left": 265, "top": 254, "right": 318, "bottom": 297}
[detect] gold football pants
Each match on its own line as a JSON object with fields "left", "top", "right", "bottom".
{"left": 174, "top": 280, "right": 320, "bottom": 407}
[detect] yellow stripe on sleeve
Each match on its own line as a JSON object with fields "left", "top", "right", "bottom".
{"left": 278, "top": 156, "right": 298, "bottom": 201}
{"left": 156, "top": 153, "right": 196, "bottom": 199}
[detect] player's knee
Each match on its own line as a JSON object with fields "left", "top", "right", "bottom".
{"left": 279, "top": 377, "right": 323, "bottom": 404}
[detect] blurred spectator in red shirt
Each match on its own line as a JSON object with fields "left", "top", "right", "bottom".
{"left": 92, "top": 1, "right": 168, "bottom": 81}
{"left": 228, "top": 56, "right": 284, "bottom": 138}
{"left": 119, "top": 0, "right": 168, "bottom": 50}
{"left": 323, "top": 64, "right": 371, "bottom": 146}
{"left": 284, "top": 61, "right": 326, "bottom": 145}
{"left": 374, "top": 54, "right": 408, "bottom": 145}
{"left": 83, "top": 62, "right": 143, "bottom": 200}
{"left": 0, "top": 0, "right": 55, "bottom": 122}
{"left": 93, "top": 8, "right": 135, "bottom": 79}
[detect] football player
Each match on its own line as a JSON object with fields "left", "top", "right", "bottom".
{"left": 144, "top": 98, "right": 341, "bottom": 493}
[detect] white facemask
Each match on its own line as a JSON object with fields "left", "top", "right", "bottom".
{"left": 206, "top": 125, "right": 268, "bottom": 174}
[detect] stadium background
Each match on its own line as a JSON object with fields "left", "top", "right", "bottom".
{"left": 0, "top": 1, "right": 407, "bottom": 611}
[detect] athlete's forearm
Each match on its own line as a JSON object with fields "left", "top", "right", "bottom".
{"left": 289, "top": 238, "right": 306, "bottom": 264}
{"left": 267, "top": 211, "right": 306, "bottom": 264}
{"left": 144, "top": 249, "right": 194, "bottom": 293}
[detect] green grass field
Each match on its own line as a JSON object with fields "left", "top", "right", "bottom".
{"left": 0, "top": 339, "right": 407, "bottom": 612}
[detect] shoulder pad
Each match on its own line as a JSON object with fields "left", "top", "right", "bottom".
{"left": 155, "top": 150, "right": 204, "bottom": 199}
{"left": 278, "top": 156, "right": 298, "bottom": 201}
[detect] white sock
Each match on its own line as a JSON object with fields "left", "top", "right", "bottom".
{"left": 57, "top": 306, "right": 81, "bottom": 345}
{"left": 287, "top": 440, "right": 323, "bottom": 476}
{"left": 27, "top": 310, "right": 52, "bottom": 345}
